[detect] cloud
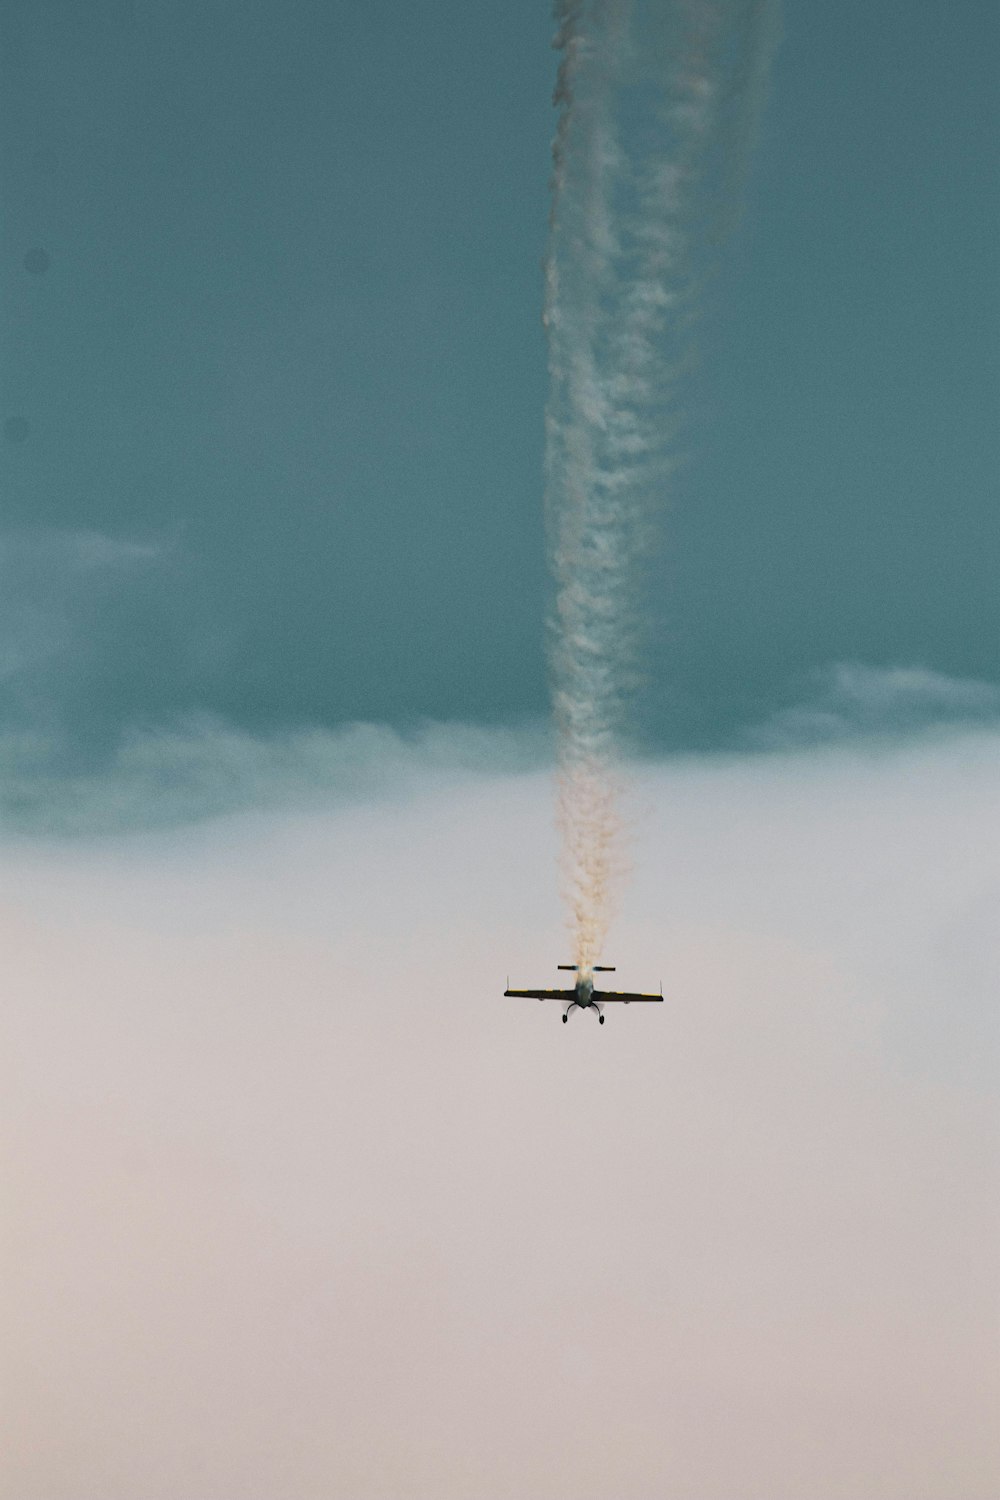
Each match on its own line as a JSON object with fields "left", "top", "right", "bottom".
{"left": 0, "top": 528, "right": 543, "bottom": 838}
{"left": 0, "top": 527, "right": 163, "bottom": 690}
{"left": 0, "top": 717, "right": 550, "bottom": 835}
{"left": 0, "top": 527, "right": 161, "bottom": 593}
{"left": 2, "top": 737, "right": 997, "bottom": 1499}
{"left": 5, "top": 660, "right": 999, "bottom": 836}
{"left": 749, "top": 662, "right": 1000, "bottom": 749}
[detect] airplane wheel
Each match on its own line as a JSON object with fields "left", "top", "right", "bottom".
{"left": 562, "top": 1014, "right": 568, "bottom": 1023}
{"left": 599, "top": 1015, "right": 605, "bottom": 1024}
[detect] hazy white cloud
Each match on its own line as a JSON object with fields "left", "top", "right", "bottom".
{"left": 750, "top": 662, "right": 1000, "bottom": 749}
{"left": 0, "top": 529, "right": 161, "bottom": 572}
{"left": 2, "top": 735, "right": 997, "bottom": 1499}
{"left": 0, "top": 527, "right": 164, "bottom": 688}
{"left": 5, "top": 661, "right": 999, "bottom": 836}
{"left": 0, "top": 717, "right": 550, "bottom": 834}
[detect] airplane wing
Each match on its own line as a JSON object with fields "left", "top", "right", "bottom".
{"left": 504, "top": 988, "right": 577, "bottom": 1001}
{"left": 593, "top": 990, "right": 664, "bottom": 1003}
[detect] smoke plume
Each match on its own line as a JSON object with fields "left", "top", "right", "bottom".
{"left": 543, "top": 0, "right": 780, "bottom": 972}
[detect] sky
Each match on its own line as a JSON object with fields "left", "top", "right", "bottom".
{"left": 1, "top": 3, "right": 998, "bottom": 1497}
{"left": 0, "top": 0, "right": 997, "bottom": 804}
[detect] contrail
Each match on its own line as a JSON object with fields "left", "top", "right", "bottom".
{"left": 543, "top": 0, "right": 780, "bottom": 975}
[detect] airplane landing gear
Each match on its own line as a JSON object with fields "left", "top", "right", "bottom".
{"left": 598, "top": 1014, "right": 605, "bottom": 1024}
{"left": 562, "top": 1013, "right": 568, "bottom": 1023}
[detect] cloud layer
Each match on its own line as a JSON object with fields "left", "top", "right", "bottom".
{"left": 750, "top": 662, "right": 1000, "bottom": 748}
{"left": 1, "top": 662, "right": 997, "bottom": 836}
{"left": 3, "top": 735, "right": 997, "bottom": 1499}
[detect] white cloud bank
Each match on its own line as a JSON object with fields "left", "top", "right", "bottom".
{"left": 750, "top": 662, "right": 1000, "bottom": 748}
{"left": 3, "top": 662, "right": 999, "bottom": 836}
{"left": 0, "top": 717, "right": 550, "bottom": 834}
{"left": 2, "top": 732, "right": 997, "bottom": 1500}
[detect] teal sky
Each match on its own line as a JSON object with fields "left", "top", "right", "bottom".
{"left": 2, "top": 0, "right": 997, "bottom": 800}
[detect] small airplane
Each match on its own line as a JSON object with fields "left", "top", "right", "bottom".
{"left": 504, "top": 964, "right": 663, "bottom": 1023}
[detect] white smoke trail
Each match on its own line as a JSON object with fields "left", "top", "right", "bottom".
{"left": 544, "top": 0, "right": 780, "bottom": 974}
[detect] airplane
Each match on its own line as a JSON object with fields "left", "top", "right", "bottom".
{"left": 504, "top": 964, "right": 663, "bottom": 1023}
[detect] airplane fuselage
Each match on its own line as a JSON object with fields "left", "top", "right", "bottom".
{"left": 574, "top": 974, "right": 596, "bottom": 1006}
